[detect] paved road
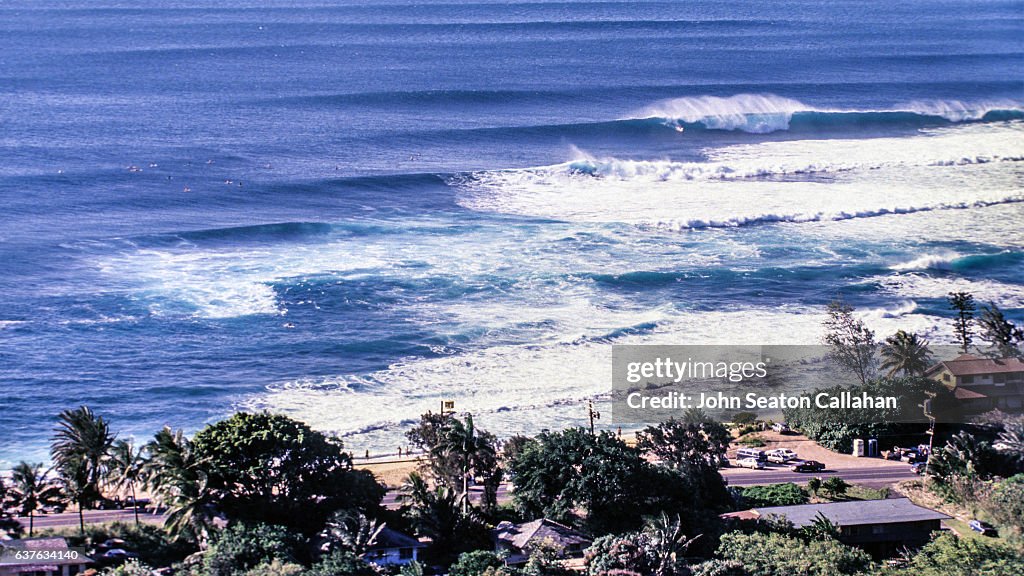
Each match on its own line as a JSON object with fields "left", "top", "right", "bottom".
{"left": 13, "top": 509, "right": 166, "bottom": 530}
{"left": 15, "top": 466, "right": 915, "bottom": 528}
{"left": 724, "top": 465, "right": 919, "bottom": 487}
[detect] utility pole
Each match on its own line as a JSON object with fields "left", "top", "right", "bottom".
{"left": 923, "top": 396, "right": 936, "bottom": 475}
{"left": 588, "top": 400, "right": 601, "bottom": 435}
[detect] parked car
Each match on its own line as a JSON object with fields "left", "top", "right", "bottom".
{"left": 736, "top": 448, "right": 767, "bottom": 462}
{"left": 766, "top": 448, "right": 798, "bottom": 463}
{"left": 736, "top": 457, "right": 766, "bottom": 470}
{"left": 969, "top": 520, "right": 997, "bottom": 536}
{"left": 791, "top": 460, "right": 826, "bottom": 473}
{"left": 910, "top": 462, "right": 928, "bottom": 475}
{"left": 771, "top": 422, "right": 791, "bottom": 434}
{"left": 101, "top": 549, "right": 140, "bottom": 563}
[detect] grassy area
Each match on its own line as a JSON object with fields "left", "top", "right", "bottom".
{"left": 736, "top": 434, "right": 766, "bottom": 447}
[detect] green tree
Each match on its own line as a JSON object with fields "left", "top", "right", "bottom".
{"left": 636, "top": 418, "right": 730, "bottom": 472}
{"left": 948, "top": 291, "right": 976, "bottom": 354}
{"left": 820, "top": 477, "right": 849, "bottom": 500}
{"left": 432, "top": 414, "right": 502, "bottom": 514}
{"left": 303, "top": 550, "right": 376, "bottom": 576}
{"left": 584, "top": 532, "right": 655, "bottom": 576}
{"left": 715, "top": 531, "right": 872, "bottom": 576}
{"left": 201, "top": 522, "right": 303, "bottom": 576}
{"left": 449, "top": 550, "right": 506, "bottom": 576}
{"left": 510, "top": 428, "right": 707, "bottom": 535}
{"left": 189, "top": 412, "right": 385, "bottom": 533}
{"left": 996, "top": 421, "right": 1024, "bottom": 464}
{"left": 880, "top": 330, "right": 933, "bottom": 377}
{"left": 977, "top": 303, "right": 1024, "bottom": 358}
{"left": 143, "top": 427, "right": 216, "bottom": 545}
{"left": 107, "top": 439, "right": 147, "bottom": 526}
{"left": 806, "top": 477, "right": 822, "bottom": 497}
{"left": 323, "top": 510, "right": 381, "bottom": 555}
{"left": 644, "top": 513, "right": 699, "bottom": 576}
{"left": 890, "top": 531, "right": 1024, "bottom": 576}
{"left": 822, "top": 300, "right": 877, "bottom": 385}
{"left": 398, "top": 472, "right": 489, "bottom": 565}
{"left": 926, "top": 431, "right": 1000, "bottom": 502}
{"left": 7, "top": 462, "right": 62, "bottom": 536}
{"left": 800, "top": 512, "right": 840, "bottom": 541}
{"left": 984, "top": 474, "right": 1024, "bottom": 534}
{"left": 50, "top": 406, "right": 114, "bottom": 519}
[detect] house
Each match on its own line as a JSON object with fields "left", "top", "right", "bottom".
{"left": 360, "top": 526, "right": 425, "bottom": 568}
{"left": 0, "top": 537, "right": 93, "bottom": 576}
{"left": 493, "top": 519, "right": 592, "bottom": 565}
{"left": 721, "top": 498, "right": 949, "bottom": 559}
{"left": 925, "top": 354, "right": 1024, "bottom": 414}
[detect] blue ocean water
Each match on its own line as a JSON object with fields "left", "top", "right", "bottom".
{"left": 2, "top": 0, "right": 1023, "bottom": 466}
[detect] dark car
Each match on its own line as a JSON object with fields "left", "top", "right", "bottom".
{"left": 791, "top": 460, "right": 826, "bottom": 473}
{"left": 910, "top": 462, "right": 927, "bottom": 475}
{"left": 969, "top": 520, "right": 997, "bottom": 536}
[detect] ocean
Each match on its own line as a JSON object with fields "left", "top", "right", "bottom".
{"left": 1, "top": 0, "right": 1022, "bottom": 466}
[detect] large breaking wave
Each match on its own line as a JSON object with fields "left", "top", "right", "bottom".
{"left": 629, "top": 93, "right": 1023, "bottom": 134}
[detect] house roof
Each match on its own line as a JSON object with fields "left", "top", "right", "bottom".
{"left": 745, "top": 498, "right": 949, "bottom": 528}
{"left": 0, "top": 537, "right": 92, "bottom": 566}
{"left": 954, "top": 387, "right": 988, "bottom": 400}
{"left": 494, "top": 519, "right": 592, "bottom": 551}
{"left": 926, "top": 354, "right": 1024, "bottom": 377}
{"left": 366, "top": 526, "right": 425, "bottom": 550}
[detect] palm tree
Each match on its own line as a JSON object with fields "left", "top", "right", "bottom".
{"left": 8, "top": 462, "right": 62, "bottom": 536}
{"left": 432, "top": 414, "right": 496, "bottom": 514}
{"left": 108, "top": 439, "right": 147, "bottom": 525}
{"left": 880, "top": 330, "right": 933, "bottom": 378}
{"left": 51, "top": 406, "right": 114, "bottom": 515}
{"left": 143, "top": 427, "right": 216, "bottom": 546}
{"left": 324, "top": 510, "right": 382, "bottom": 555}
{"left": 644, "top": 512, "right": 699, "bottom": 576}
{"left": 996, "top": 422, "right": 1024, "bottom": 464}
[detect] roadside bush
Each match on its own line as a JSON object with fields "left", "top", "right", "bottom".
{"left": 738, "top": 483, "right": 808, "bottom": 508}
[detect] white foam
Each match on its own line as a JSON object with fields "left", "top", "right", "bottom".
{"left": 871, "top": 274, "right": 1024, "bottom": 309}
{"left": 457, "top": 121, "right": 1024, "bottom": 229}
{"left": 902, "top": 98, "right": 1023, "bottom": 122}
{"left": 635, "top": 93, "right": 810, "bottom": 133}
{"left": 244, "top": 302, "right": 954, "bottom": 449}
{"left": 890, "top": 252, "right": 961, "bottom": 271}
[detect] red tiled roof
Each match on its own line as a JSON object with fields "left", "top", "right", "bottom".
{"left": 927, "top": 354, "right": 1024, "bottom": 377}
{"left": 954, "top": 387, "right": 987, "bottom": 400}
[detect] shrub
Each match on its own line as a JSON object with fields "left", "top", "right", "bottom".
{"left": 739, "top": 483, "right": 808, "bottom": 508}
{"left": 202, "top": 522, "right": 304, "bottom": 576}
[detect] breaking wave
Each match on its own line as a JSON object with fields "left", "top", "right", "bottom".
{"left": 631, "top": 93, "right": 1024, "bottom": 134}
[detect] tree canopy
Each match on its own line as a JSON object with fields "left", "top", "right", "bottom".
{"left": 190, "top": 412, "right": 385, "bottom": 533}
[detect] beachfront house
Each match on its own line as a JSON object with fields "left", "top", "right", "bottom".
{"left": 721, "top": 498, "right": 949, "bottom": 559}
{"left": 493, "top": 519, "right": 592, "bottom": 566}
{"left": 0, "top": 537, "right": 93, "bottom": 576}
{"left": 360, "top": 526, "right": 425, "bottom": 568}
{"left": 925, "top": 354, "right": 1024, "bottom": 414}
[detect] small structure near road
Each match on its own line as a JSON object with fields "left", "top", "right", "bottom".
{"left": 721, "top": 497, "right": 949, "bottom": 559}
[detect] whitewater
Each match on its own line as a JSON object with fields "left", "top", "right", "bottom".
{"left": 1, "top": 0, "right": 1022, "bottom": 465}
